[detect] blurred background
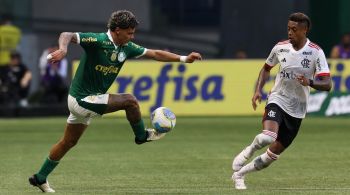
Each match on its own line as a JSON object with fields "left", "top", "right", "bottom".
{"left": 0, "top": 0, "right": 349, "bottom": 117}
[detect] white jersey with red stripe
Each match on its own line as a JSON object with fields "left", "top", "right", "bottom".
{"left": 265, "top": 39, "right": 330, "bottom": 118}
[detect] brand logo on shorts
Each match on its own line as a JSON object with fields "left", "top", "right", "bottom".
{"left": 268, "top": 110, "right": 276, "bottom": 118}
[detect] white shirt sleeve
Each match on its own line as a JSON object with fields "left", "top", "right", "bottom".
{"left": 135, "top": 48, "right": 148, "bottom": 58}
{"left": 315, "top": 49, "right": 330, "bottom": 76}
{"left": 76, "top": 33, "right": 80, "bottom": 44}
{"left": 265, "top": 45, "right": 278, "bottom": 67}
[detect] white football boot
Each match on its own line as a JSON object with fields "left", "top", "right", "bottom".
{"left": 29, "top": 175, "right": 55, "bottom": 193}
{"left": 135, "top": 128, "right": 166, "bottom": 144}
{"left": 232, "top": 172, "right": 247, "bottom": 190}
{"left": 146, "top": 128, "right": 166, "bottom": 141}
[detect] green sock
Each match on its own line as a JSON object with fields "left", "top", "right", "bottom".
{"left": 35, "top": 157, "right": 59, "bottom": 183}
{"left": 130, "top": 119, "right": 147, "bottom": 141}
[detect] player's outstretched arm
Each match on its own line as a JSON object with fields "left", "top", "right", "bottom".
{"left": 47, "top": 32, "right": 78, "bottom": 63}
{"left": 252, "top": 64, "right": 272, "bottom": 110}
{"left": 144, "top": 49, "right": 202, "bottom": 63}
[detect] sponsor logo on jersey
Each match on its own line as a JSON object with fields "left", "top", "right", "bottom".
{"left": 279, "top": 49, "right": 290, "bottom": 53}
{"left": 267, "top": 110, "right": 276, "bottom": 117}
{"left": 302, "top": 51, "right": 312, "bottom": 55}
{"left": 95, "top": 65, "right": 119, "bottom": 75}
{"left": 118, "top": 52, "right": 126, "bottom": 62}
{"left": 316, "top": 58, "right": 322, "bottom": 71}
{"left": 103, "top": 41, "right": 112, "bottom": 45}
{"left": 268, "top": 53, "right": 276, "bottom": 63}
{"left": 279, "top": 70, "right": 297, "bottom": 80}
{"left": 81, "top": 37, "right": 97, "bottom": 42}
{"left": 301, "top": 58, "right": 310, "bottom": 68}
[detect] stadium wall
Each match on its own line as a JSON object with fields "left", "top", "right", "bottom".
{"left": 72, "top": 59, "right": 350, "bottom": 117}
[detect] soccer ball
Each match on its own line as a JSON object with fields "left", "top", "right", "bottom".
{"left": 151, "top": 107, "right": 176, "bottom": 133}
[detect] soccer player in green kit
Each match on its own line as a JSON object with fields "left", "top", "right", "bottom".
{"left": 29, "top": 10, "right": 202, "bottom": 193}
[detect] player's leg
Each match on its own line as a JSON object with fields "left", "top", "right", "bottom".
{"left": 29, "top": 123, "right": 87, "bottom": 192}
{"left": 233, "top": 141, "right": 282, "bottom": 190}
{"left": 105, "top": 93, "right": 165, "bottom": 144}
{"left": 232, "top": 104, "right": 280, "bottom": 172}
{"left": 29, "top": 95, "right": 92, "bottom": 192}
{"left": 233, "top": 108, "right": 302, "bottom": 190}
{"left": 238, "top": 113, "right": 303, "bottom": 175}
{"left": 232, "top": 119, "right": 279, "bottom": 190}
{"left": 49, "top": 123, "right": 87, "bottom": 160}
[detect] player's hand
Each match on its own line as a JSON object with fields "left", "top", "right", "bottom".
{"left": 185, "top": 52, "right": 202, "bottom": 63}
{"left": 47, "top": 49, "right": 67, "bottom": 63}
{"left": 252, "top": 91, "right": 262, "bottom": 111}
{"left": 296, "top": 75, "right": 310, "bottom": 86}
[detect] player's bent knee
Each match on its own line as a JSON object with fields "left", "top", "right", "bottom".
{"left": 124, "top": 94, "right": 139, "bottom": 107}
{"left": 253, "top": 130, "right": 277, "bottom": 149}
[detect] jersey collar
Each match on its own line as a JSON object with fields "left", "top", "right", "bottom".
{"left": 106, "top": 30, "right": 118, "bottom": 49}
{"left": 291, "top": 38, "right": 310, "bottom": 53}
{"left": 107, "top": 30, "right": 129, "bottom": 49}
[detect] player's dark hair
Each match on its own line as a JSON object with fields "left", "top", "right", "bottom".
{"left": 107, "top": 10, "right": 139, "bottom": 31}
{"left": 288, "top": 12, "right": 311, "bottom": 32}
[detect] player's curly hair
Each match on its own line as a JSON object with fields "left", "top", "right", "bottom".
{"left": 107, "top": 10, "right": 139, "bottom": 31}
{"left": 288, "top": 12, "right": 311, "bottom": 33}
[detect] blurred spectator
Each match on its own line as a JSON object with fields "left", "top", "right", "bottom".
{"left": 38, "top": 45, "right": 68, "bottom": 103}
{"left": 234, "top": 50, "right": 248, "bottom": 59}
{"left": 330, "top": 33, "right": 350, "bottom": 59}
{"left": 0, "top": 52, "right": 32, "bottom": 106}
{"left": 0, "top": 14, "right": 22, "bottom": 69}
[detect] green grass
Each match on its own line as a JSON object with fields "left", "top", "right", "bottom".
{"left": 0, "top": 116, "right": 349, "bottom": 194}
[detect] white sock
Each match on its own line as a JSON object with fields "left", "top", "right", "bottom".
{"left": 237, "top": 149, "right": 279, "bottom": 176}
{"left": 243, "top": 130, "right": 277, "bottom": 159}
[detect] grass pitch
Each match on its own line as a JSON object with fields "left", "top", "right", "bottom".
{"left": 0, "top": 116, "right": 349, "bottom": 194}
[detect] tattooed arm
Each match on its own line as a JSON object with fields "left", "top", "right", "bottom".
{"left": 47, "top": 32, "right": 78, "bottom": 63}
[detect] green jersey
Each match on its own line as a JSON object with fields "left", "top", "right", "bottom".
{"left": 69, "top": 31, "right": 146, "bottom": 99}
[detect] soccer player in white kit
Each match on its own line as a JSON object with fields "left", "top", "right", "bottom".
{"left": 231, "top": 12, "right": 332, "bottom": 190}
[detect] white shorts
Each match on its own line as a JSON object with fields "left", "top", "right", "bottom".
{"left": 67, "top": 94, "right": 109, "bottom": 125}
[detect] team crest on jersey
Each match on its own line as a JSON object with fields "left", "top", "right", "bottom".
{"left": 118, "top": 52, "right": 126, "bottom": 62}
{"left": 301, "top": 58, "right": 310, "bottom": 68}
{"left": 111, "top": 52, "right": 117, "bottom": 61}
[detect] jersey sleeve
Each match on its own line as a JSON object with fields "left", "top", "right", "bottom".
{"left": 76, "top": 32, "right": 100, "bottom": 49}
{"left": 265, "top": 45, "right": 279, "bottom": 67}
{"left": 315, "top": 49, "right": 330, "bottom": 77}
{"left": 126, "top": 42, "right": 147, "bottom": 59}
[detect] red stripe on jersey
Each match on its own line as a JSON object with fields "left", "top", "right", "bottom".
{"left": 316, "top": 72, "right": 330, "bottom": 77}
{"left": 262, "top": 130, "right": 277, "bottom": 139}
{"left": 276, "top": 40, "right": 290, "bottom": 45}
{"left": 308, "top": 42, "right": 321, "bottom": 50}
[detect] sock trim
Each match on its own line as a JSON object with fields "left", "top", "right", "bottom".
{"left": 262, "top": 130, "right": 277, "bottom": 140}
{"left": 266, "top": 148, "right": 279, "bottom": 160}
